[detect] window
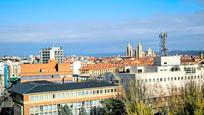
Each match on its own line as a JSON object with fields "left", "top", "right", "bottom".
{"left": 97, "top": 90, "right": 99, "bottom": 94}
{"left": 160, "top": 78, "right": 162, "bottom": 82}
{"left": 30, "top": 96, "right": 35, "bottom": 101}
{"left": 178, "top": 77, "right": 180, "bottom": 80}
{"left": 29, "top": 107, "right": 34, "bottom": 113}
{"left": 174, "top": 77, "right": 177, "bottom": 80}
{"left": 164, "top": 78, "right": 166, "bottom": 81}
{"left": 171, "top": 77, "right": 173, "bottom": 81}
{"left": 40, "top": 105, "right": 43, "bottom": 111}
{"left": 86, "top": 91, "right": 89, "bottom": 95}
{"left": 153, "top": 78, "right": 155, "bottom": 82}
{"left": 53, "top": 94, "right": 55, "bottom": 99}
{"left": 43, "top": 105, "right": 48, "bottom": 111}
{"left": 149, "top": 79, "right": 151, "bottom": 82}
{"left": 100, "top": 90, "right": 103, "bottom": 94}
{"left": 82, "top": 101, "right": 85, "bottom": 106}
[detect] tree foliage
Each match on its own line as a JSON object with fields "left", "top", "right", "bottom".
{"left": 79, "top": 106, "right": 88, "bottom": 115}
{"left": 167, "top": 82, "right": 204, "bottom": 115}
{"left": 59, "top": 104, "right": 73, "bottom": 115}
{"left": 123, "top": 79, "right": 153, "bottom": 115}
{"left": 96, "top": 98, "right": 125, "bottom": 115}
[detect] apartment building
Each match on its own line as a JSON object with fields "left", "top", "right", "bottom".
{"left": 12, "top": 81, "right": 120, "bottom": 115}
{"left": 40, "top": 46, "right": 64, "bottom": 63}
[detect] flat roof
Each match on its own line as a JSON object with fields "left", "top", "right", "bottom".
{"left": 12, "top": 80, "right": 117, "bottom": 94}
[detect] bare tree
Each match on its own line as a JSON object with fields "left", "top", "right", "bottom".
{"left": 122, "top": 79, "right": 153, "bottom": 115}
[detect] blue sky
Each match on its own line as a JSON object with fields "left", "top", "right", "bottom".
{"left": 0, "top": 0, "right": 204, "bottom": 56}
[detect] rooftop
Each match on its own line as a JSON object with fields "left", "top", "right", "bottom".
{"left": 12, "top": 80, "right": 117, "bottom": 94}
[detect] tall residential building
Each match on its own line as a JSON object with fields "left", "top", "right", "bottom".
{"left": 40, "top": 46, "right": 64, "bottom": 63}
{"left": 12, "top": 81, "right": 120, "bottom": 115}
{"left": 126, "top": 43, "right": 133, "bottom": 57}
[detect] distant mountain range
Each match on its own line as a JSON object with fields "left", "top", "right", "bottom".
{"left": 165, "top": 50, "right": 202, "bottom": 56}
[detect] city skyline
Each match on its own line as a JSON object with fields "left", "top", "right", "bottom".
{"left": 0, "top": 0, "right": 204, "bottom": 56}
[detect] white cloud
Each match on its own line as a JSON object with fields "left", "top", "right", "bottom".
{"left": 0, "top": 11, "right": 204, "bottom": 46}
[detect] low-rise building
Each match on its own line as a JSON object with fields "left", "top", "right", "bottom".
{"left": 104, "top": 56, "right": 204, "bottom": 98}
{"left": 19, "top": 60, "right": 72, "bottom": 83}
{"left": 12, "top": 81, "right": 120, "bottom": 115}
{"left": 80, "top": 64, "right": 118, "bottom": 76}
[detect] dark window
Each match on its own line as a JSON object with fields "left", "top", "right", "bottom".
{"left": 82, "top": 101, "right": 85, "bottom": 106}
{"left": 40, "top": 105, "right": 43, "bottom": 111}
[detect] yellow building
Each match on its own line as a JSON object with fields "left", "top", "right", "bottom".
{"left": 12, "top": 80, "right": 120, "bottom": 115}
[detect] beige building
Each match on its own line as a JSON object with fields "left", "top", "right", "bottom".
{"left": 12, "top": 81, "right": 121, "bottom": 115}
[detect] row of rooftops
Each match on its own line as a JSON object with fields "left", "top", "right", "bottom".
{"left": 80, "top": 59, "right": 153, "bottom": 70}
{"left": 12, "top": 80, "right": 117, "bottom": 95}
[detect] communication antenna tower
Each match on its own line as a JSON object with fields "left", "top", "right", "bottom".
{"left": 159, "top": 32, "right": 168, "bottom": 56}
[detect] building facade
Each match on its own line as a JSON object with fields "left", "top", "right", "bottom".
{"left": 12, "top": 81, "right": 120, "bottom": 115}
{"left": 19, "top": 60, "right": 72, "bottom": 83}
{"left": 40, "top": 47, "right": 64, "bottom": 63}
{"left": 104, "top": 56, "right": 204, "bottom": 98}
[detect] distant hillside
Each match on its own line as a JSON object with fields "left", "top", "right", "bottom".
{"left": 166, "top": 50, "right": 202, "bottom": 56}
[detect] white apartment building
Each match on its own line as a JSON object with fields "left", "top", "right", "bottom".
{"left": 40, "top": 46, "right": 64, "bottom": 63}
{"left": 104, "top": 56, "right": 204, "bottom": 98}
